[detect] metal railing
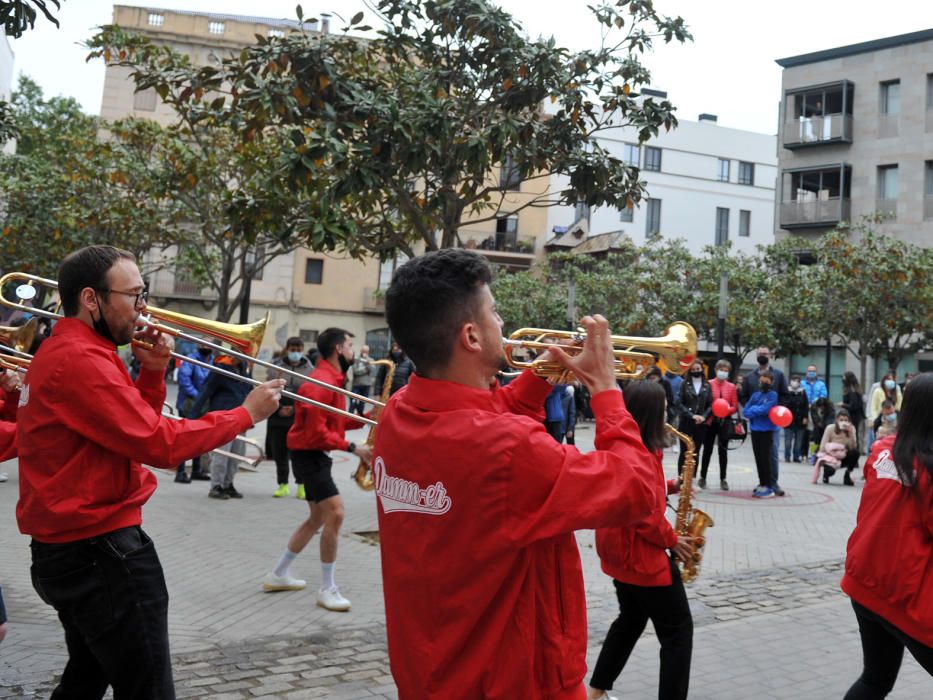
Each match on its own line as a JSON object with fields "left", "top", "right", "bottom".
{"left": 780, "top": 197, "right": 850, "bottom": 228}
{"left": 362, "top": 287, "right": 385, "bottom": 312}
{"left": 456, "top": 230, "right": 537, "bottom": 255}
{"left": 783, "top": 113, "right": 853, "bottom": 147}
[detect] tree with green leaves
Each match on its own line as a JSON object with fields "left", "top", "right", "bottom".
{"left": 89, "top": 0, "right": 690, "bottom": 259}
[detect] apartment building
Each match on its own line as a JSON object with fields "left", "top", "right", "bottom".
{"left": 547, "top": 102, "right": 778, "bottom": 256}
{"left": 775, "top": 29, "right": 933, "bottom": 387}
{"left": 775, "top": 29, "right": 933, "bottom": 245}
{"left": 100, "top": 6, "right": 549, "bottom": 358}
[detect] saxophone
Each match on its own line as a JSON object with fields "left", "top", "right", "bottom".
{"left": 666, "top": 424, "right": 714, "bottom": 583}
{"left": 353, "top": 359, "right": 395, "bottom": 490}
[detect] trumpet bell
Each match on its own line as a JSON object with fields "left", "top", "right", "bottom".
{"left": 145, "top": 306, "right": 270, "bottom": 358}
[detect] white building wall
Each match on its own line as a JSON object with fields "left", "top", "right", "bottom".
{"left": 0, "top": 36, "right": 14, "bottom": 154}
{"left": 549, "top": 118, "right": 778, "bottom": 255}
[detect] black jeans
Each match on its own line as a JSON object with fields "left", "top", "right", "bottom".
{"left": 349, "top": 385, "right": 371, "bottom": 416}
{"left": 676, "top": 418, "right": 706, "bottom": 475}
{"left": 267, "top": 421, "right": 300, "bottom": 486}
{"left": 751, "top": 430, "right": 774, "bottom": 488}
{"left": 590, "top": 559, "right": 693, "bottom": 699}
{"left": 845, "top": 600, "right": 933, "bottom": 699}
{"left": 30, "top": 526, "right": 174, "bottom": 700}
{"left": 699, "top": 419, "right": 728, "bottom": 481}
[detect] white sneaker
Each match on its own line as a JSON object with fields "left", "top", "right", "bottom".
{"left": 262, "top": 572, "right": 306, "bottom": 592}
{"left": 0, "top": 473, "right": 8, "bottom": 482}
{"left": 316, "top": 586, "right": 351, "bottom": 612}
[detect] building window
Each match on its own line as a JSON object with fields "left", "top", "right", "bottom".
{"left": 622, "top": 143, "right": 639, "bottom": 167}
{"left": 133, "top": 88, "right": 157, "bottom": 112}
{"left": 495, "top": 214, "right": 518, "bottom": 250}
{"left": 738, "top": 161, "right": 755, "bottom": 186}
{"left": 249, "top": 245, "right": 264, "bottom": 281}
{"left": 881, "top": 80, "right": 900, "bottom": 115}
{"left": 717, "top": 158, "right": 730, "bottom": 182}
{"left": 715, "top": 207, "right": 729, "bottom": 246}
{"left": 305, "top": 259, "right": 323, "bottom": 284}
{"left": 499, "top": 154, "right": 521, "bottom": 191}
{"left": 643, "top": 146, "right": 662, "bottom": 172}
{"left": 877, "top": 165, "right": 899, "bottom": 217}
{"left": 268, "top": 28, "right": 285, "bottom": 38}
{"left": 646, "top": 198, "right": 661, "bottom": 235}
{"left": 739, "top": 209, "right": 751, "bottom": 237}
{"left": 148, "top": 13, "right": 164, "bottom": 27}
{"left": 619, "top": 203, "right": 634, "bottom": 223}
{"left": 208, "top": 21, "right": 225, "bottom": 35}
{"left": 378, "top": 254, "right": 409, "bottom": 291}
{"left": 299, "top": 329, "right": 318, "bottom": 345}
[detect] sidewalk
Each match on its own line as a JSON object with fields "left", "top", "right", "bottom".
{"left": 1, "top": 415, "right": 929, "bottom": 698}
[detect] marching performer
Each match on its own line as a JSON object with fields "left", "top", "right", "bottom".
{"left": 588, "top": 380, "right": 694, "bottom": 700}
{"left": 373, "top": 249, "right": 658, "bottom": 699}
{"left": 262, "top": 327, "right": 371, "bottom": 612}
{"left": 16, "top": 245, "right": 283, "bottom": 699}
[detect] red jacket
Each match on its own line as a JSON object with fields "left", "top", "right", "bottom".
{"left": 373, "top": 371, "right": 657, "bottom": 700}
{"left": 1, "top": 386, "right": 18, "bottom": 421}
{"left": 706, "top": 378, "right": 738, "bottom": 426}
{"left": 16, "top": 318, "right": 254, "bottom": 543}
{"left": 596, "top": 450, "right": 679, "bottom": 586}
{"left": 1, "top": 420, "right": 14, "bottom": 462}
{"left": 287, "top": 360, "right": 364, "bottom": 452}
{"left": 841, "top": 435, "right": 933, "bottom": 646}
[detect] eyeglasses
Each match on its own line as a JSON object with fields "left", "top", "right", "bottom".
{"left": 97, "top": 287, "right": 149, "bottom": 308}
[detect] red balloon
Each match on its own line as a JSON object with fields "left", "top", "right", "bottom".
{"left": 769, "top": 405, "right": 793, "bottom": 428}
{"left": 712, "top": 398, "right": 731, "bottom": 418}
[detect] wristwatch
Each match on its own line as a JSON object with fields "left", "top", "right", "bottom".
{"left": 347, "top": 442, "right": 356, "bottom": 454}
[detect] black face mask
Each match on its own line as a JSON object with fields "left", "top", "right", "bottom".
{"left": 690, "top": 370, "right": 703, "bottom": 377}
{"left": 391, "top": 350, "right": 403, "bottom": 362}
{"left": 338, "top": 354, "right": 352, "bottom": 374}
{"left": 91, "top": 293, "right": 119, "bottom": 346}
{"left": 757, "top": 355, "right": 769, "bottom": 366}
{"left": 760, "top": 383, "right": 772, "bottom": 391}
{"left": 198, "top": 347, "right": 212, "bottom": 357}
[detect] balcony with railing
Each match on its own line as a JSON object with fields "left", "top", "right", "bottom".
{"left": 780, "top": 164, "right": 851, "bottom": 230}
{"left": 362, "top": 287, "right": 385, "bottom": 313}
{"left": 875, "top": 198, "right": 897, "bottom": 220}
{"left": 782, "top": 81, "right": 854, "bottom": 150}
{"left": 455, "top": 228, "right": 537, "bottom": 269}
{"left": 147, "top": 268, "right": 217, "bottom": 301}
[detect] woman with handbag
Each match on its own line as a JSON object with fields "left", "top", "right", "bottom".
{"left": 841, "top": 372, "right": 933, "bottom": 698}
{"left": 676, "top": 360, "right": 712, "bottom": 476}
{"left": 699, "top": 359, "right": 737, "bottom": 491}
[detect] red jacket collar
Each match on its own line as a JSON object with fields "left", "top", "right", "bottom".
{"left": 51, "top": 317, "right": 117, "bottom": 350}
{"left": 314, "top": 358, "right": 347, "bottom": 384}
{"left": 399, "top": 372, "right": 500, "bottom": 413}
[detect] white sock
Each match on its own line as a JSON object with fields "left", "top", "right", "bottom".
{"left": 321, "top": 562, "right": 336, "bottom": 590}
{"left": 273, "top": 549, "right": 298, "bottom": 578}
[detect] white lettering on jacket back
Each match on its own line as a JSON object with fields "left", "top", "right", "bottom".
{"left": 374, "top": 457, "right": 452, "bottom": 515}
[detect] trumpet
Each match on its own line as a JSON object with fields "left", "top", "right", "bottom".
{"left": 503, "top": 322, "right": 697, "bottom": 383}
{"left": 0, "top": 271, "right": 383, "bottom": 426}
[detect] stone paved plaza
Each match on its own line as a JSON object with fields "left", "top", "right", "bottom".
{"left": 1, "top": 410, "right": 930, "bottom": 699}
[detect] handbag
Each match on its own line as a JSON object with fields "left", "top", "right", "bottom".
{"left": 723, "top": 411, "right": 748, "bottom": 449}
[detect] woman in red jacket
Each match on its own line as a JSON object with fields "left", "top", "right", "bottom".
{"left": 841, "top": 371, "right": 933, "bottom": 699}
{"left": 588, "top": 380, "right": 695, "bottom": 700}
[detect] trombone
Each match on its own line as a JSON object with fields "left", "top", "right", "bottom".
{"left": 503, "top": 322, "right": 698, "bottom": 382}
{"left": 162, "top": 403, "right": 265, "bottom": 470}
{"left": 0, "top": 271, "right": 382, "bottom": 426}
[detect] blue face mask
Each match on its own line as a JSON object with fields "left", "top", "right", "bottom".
{"left": 884, "top": 380, "right": 896, "bottom": 390}
{"left": 885, "top": 413, "right": 897, "bottom": 422}
{"left": 287, "top": 351, "right": 303, "bottom": 364}
{"left": 806, "top": 371, "right": 817, "bottom": 380}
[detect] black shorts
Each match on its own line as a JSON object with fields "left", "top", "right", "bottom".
{"left": 291, "top": 450, "right": 339, "bottom": 503}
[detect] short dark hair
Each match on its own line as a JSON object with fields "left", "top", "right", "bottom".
{"left": 385, "top": 249, "right": 493, "bottom": 374}
{"left": 881, "top": 399, "right": 894, "bottom": 410}
{"left": 836, "top": 407, "right": 850, "bottom": 420}
{"left": 759, "top": 369, "right": 774, "bottom": 381}
{"left": 285, "top": 336, "right": 304, "bottom": 349}
{"left": 790, "top": 373, "right": 801, "bottom": 382}
{"left": 623, "top": 380, "right": 668, "bottom": 452}
{"left": 892, "top": 372, "right": 933, "bottom": 487}
{"left": 317, "top": 327, "right": 353, "bottom": 359}
{"left": 58, "top": 245, "right": 136, "bottom": 317}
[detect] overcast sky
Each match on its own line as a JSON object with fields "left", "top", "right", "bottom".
{"left": 8, "top": 0, "right": 932, "bottom": 134}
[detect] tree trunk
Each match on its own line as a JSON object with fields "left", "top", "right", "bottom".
{"left": 859, "top": 353, "right": 867, "bottom": 394}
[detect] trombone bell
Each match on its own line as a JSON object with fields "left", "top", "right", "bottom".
{"left": 145, "top": 306, "right": 270, "bottom": 358}
{"left": 0, "top": 317, "right": 38, "bottom": 354}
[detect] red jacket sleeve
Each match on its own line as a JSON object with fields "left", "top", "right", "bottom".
{"left": 291, "top": 382, "right": 353, "bottom": 451}
{"left": 504, "top": 388, "right": 656, "bottom": 546}
{"left": 135, "top": 366, "right": 168, "bottom": 414}
{"left": 48, "top": 352, "right": 254, "bottom": 468}
{"left": 493, "top": 369, "right": 551, "bottom": 421}
{"left": 1, "top": 388, "right": 19, "bottom": 422}
{"left": 0, "top": 420, "right": 16, "bottom": 461}
{"left": 634, "top": 500, "right": 678, "bottom": 549}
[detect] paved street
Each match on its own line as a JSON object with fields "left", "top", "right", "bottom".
{"left": 1, "top": 409, "right": 930, "bottom": 698}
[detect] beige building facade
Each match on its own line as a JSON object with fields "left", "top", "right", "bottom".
{"left": 101, "top": 5, "right": 549, "bottom": 359}
{"left": 775, "top": 29, "right": 933, "bottom": 246}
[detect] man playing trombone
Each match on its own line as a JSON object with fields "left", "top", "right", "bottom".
{"left": 375, "top": 249, "right": 660, "bottom": 699}
{"left": 15, "top": 245, "right": 284, "bottom": 700}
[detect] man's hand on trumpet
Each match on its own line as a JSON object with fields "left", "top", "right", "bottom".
{"left": 544, "top": 315, "right": 618, "bottom": 396}
{"left": 243, "top": 379, "right": 287, "bottom": 425}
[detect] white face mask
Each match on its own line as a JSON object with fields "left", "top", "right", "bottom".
{"left": 716, "top": 370, "right": 729, "bottom": 381}
{"left": 837, "top": 420, "right": 851, "bottom": 430}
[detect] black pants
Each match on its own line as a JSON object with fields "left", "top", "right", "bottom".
{"left": 349, "top": 385, "right": 371, "bottom": 416}
{"left": 845, "top": 600, "right": 933, "bottom": 699}
{"left": 267, "top": 422, "right": 300, "bottom": 486}
{"left": 676, "top": 419, "right": 706, "bottom": 475}
{"left": 590, "top": 559, "right": 693, "bottom": 699}
{"left": 30, "top": 526, "right": 174, "bottom": 700}
{"left": 751, "top": 430, "right": 774, "bottom": 487}
{"left": 699, "top": 419, "right": 728, "bottom": 481}
{"left": 544, "top": 421, "right": 566, "bottom": 444}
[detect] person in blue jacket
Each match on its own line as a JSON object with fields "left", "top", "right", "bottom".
{"left": 544, "top": 383, "right": 577, "bottom": 444}
{"left": 743, "top": 369, "right": 778, "bottom": 499}
{"left": 174, "top": 342, "right": 214, "bottom": 482}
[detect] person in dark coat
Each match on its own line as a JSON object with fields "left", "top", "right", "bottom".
{"left": 190, "top": 355, "right": 252, "bottom": 499}
{"left": 380, "top": 341, "right": 416, "bottom": 395}
{"left": 784, "top": 374, "right": 809, "bottom": 463}
{"left": 677, "top": 360, "right": 712, "bottom": 475}
{"left": 544, "top": 384, "right": 577, "bottom": 444}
